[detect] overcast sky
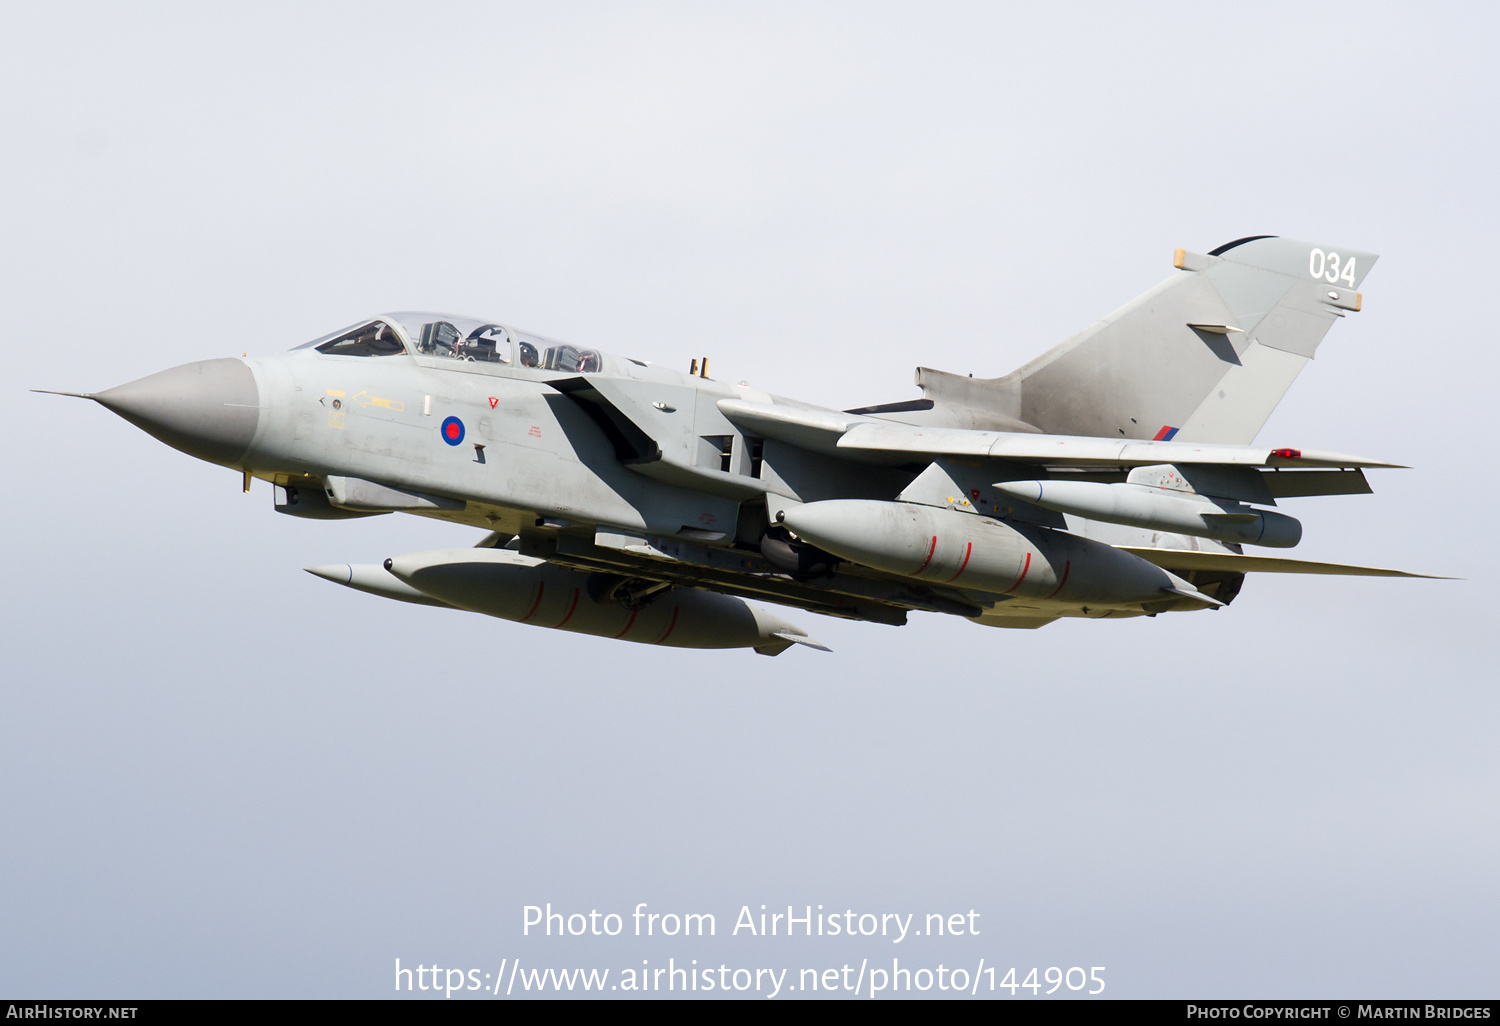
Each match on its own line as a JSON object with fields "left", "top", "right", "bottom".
{"left": 2, "top": 1, "right": 1496, "bottom": 1000}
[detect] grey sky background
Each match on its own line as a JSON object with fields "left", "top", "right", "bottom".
{"left": 2, "top": 1, "right": 1496, "bottom": 999}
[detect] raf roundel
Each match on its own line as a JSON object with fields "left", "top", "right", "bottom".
{"left": 440, "top": 415, "right": 465, "bottom": 446}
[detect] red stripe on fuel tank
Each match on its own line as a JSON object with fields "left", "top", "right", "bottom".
{"left": 553, "top": 588, "right": 581, "bottom": 628}
{"left": 1045, "top": 560, "right": 1072, "bottom": 599}
{"left": 915, "top": 536, "right": 938, "bottom": 574}
{"left": 945, "top": 542, "right": 973, "bottom": 583}
{"left": 1003, "top": 552, "right": 1031, "bottom": 593}
{"left": 652, "top": 606, "right": 681, "bottom": 645}
{"left": 518, "top": 582, "right": 546, "bottom": 623}
{"left": 612, "top": 607, "right": 640, "bottom": 639}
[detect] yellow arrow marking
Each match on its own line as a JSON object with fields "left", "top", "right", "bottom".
{"left": 351, "top": 390, "right": 405, "bottom": 413}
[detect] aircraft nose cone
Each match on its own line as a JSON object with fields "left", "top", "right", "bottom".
{"left": 94, "top": 358, "right": 260, "bottom": 466}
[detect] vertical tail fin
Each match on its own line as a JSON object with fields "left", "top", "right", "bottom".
{"left": 915, "top": 236, "right": 1378, "bottom": 444}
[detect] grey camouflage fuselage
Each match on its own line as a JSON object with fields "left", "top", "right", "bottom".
{"left": 56, "top": 236, "right": 1429, "bottom": 654}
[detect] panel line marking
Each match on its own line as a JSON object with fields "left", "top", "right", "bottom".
{"left": 1045, "top": 559, "right": 1072, "bottom": 599}
{"left": 518, "top": 582, "right": 546, "bottom": 623}
{"left": 915, "top": 535, "right": 938, "bottom": 574}
{"left": 1003, "top": 552, "right": 1032, "bottom": 593}
{"left": 553, "top": 588, "right": 580, "bottom": 628}
{"left": 944, "top": 542, "right": 973, "bottom": 582}
{"left": 652, "top": 606, "right": 681, "bottom": 645}
{"left": 612, "top": 607, "right": 640, "bottom": 639}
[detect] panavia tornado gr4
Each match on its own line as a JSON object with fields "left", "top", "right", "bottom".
{"left": 42, "top": 236, "right": 1432, "bottom": 655}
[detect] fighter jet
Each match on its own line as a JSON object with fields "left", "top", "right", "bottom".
{"left": 40, "top": 235, "right": 1433, "bottom": 655}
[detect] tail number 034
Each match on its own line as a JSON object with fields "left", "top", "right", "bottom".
{"left": 1309, "top": 248, "right": 1356, "bottom": 286}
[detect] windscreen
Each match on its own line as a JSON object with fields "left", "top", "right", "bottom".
{"left": 297, "top": 320, "right": 406, "bottom": 358}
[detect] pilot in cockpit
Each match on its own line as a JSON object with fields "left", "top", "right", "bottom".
{"left": 418, "top": 321, "right": 511, "bottom": 363}
{"left": 420, "top": 320, "right": 462, "bottom": 357}
{"left": 465, "top": 324, "right": 509, "bottom": 363}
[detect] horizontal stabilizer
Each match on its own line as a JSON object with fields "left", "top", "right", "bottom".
{"left": 1118, "top": 548, "right": 1448, "bottom": 579}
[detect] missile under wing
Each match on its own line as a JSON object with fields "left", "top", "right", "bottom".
{"left": 38, "top": 236, "right": 1439, "bottom": 652}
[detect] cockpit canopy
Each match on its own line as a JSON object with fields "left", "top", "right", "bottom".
{"left": 296, "top": 312, "right": 608, "bottom": 373}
